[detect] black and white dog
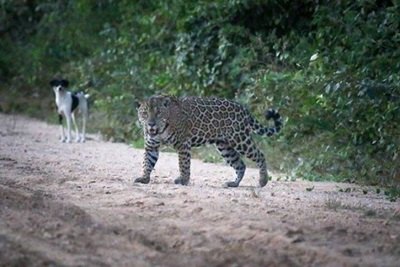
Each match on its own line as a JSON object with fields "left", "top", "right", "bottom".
{"left": 50, "top": 79, "right": 89, "bottom": 143}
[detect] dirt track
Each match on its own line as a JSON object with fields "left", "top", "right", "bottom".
{"left": 0, "top": 113, "right": 399, "bottom": 267}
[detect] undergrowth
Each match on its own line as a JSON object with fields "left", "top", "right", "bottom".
{"left": 1, "top": 1, "right": 399, "bottom": 189}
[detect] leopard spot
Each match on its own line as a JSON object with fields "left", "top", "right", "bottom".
{"left": 213, "top": 112, "right": 221, "bottom": 120}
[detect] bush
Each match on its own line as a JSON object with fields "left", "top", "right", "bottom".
{"left": 0, "top": 0, "right": 399, "bottom": 186}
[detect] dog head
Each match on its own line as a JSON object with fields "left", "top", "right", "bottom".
{"left": 50, "top": 79, "right": 69, "bottom": 93}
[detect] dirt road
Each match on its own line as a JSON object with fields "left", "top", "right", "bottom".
{"left": 0, "top": 113, "right": 399, "bottom": 267}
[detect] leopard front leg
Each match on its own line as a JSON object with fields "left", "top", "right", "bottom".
{"left": 134, "top": 140, "right": 160, "bottom": 184}
{"left": 174, "top": 143, "right": 191, "bottom": 185}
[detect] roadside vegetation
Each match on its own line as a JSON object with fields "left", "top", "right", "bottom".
{"left": 1, "top": 0, "right": 399, "bottom": 190}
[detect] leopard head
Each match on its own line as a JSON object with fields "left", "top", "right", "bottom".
{"left": 137, "top": 95, "right": 174, "bottom": 137}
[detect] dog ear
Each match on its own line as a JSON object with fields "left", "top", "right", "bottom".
{"left": 60, "top": 79, "right": 69, "bottom": 87}
{"left": 49, "top": 79, "right": 58, "bottom": 87}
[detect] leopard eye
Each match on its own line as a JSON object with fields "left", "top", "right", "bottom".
{"left": 141, "top": 111, "right": 148, "bottom": 119}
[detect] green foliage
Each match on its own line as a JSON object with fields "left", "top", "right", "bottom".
{"left": 0, "top": 0, "right": 399, "bottom": 187}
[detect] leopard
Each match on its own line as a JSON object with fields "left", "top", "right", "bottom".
{"left": 134, "top": 95, "right": 282, "bottom": 187}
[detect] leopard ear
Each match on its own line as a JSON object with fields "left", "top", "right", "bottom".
{"left": 162, "top": 97, "right": 171, "bottom": 108}
{"left": 135, "top": 100, "right": 143, "bottom": 110}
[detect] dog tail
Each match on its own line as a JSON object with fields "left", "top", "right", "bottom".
{"left": 75, "top": 92, "right": 90, "bottom": 116}
{"left": 75, "top": 92, "right": 90, "bottom": 99}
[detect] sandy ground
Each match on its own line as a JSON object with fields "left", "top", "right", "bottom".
{"left": 0, "top": 113, "right": 399, "bottom": 267}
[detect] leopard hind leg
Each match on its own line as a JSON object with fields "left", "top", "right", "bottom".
{"left": 216, "top": 140, "right": 246, "bottom": 187}
{"left": 236, "top": 137, "right": 269, "bottom": 187}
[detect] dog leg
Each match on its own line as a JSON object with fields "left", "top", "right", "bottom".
{"left": 81, "top": 114, "right": 87, "bottom": 142}
{"left": 80, "top": 97, "right": 89, "bottom": 143}
{"left": 59, "top": 114, "right": 66, "bottom": 142}
{"left": 71, "top": 113, "right": 80, "bottom": 142}
{"left": 65, "top": 112, "right": 72, "bottom": 143}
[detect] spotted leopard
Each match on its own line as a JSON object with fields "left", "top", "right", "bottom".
{"left": 135, "top": 95, "right": 282, "bottom": 187}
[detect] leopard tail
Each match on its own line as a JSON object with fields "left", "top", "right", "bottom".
{"left": 250, "top": 109, "right": 282, "bottom": 137}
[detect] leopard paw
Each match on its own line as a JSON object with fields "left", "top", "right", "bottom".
{"left": 174, "top": 177, "right": 189, "bottom": 185}
{"left": 259, "top": 176, "right": 269, "bottom": 187}
{"left": 134, "top": 177, "right": 150, "bottom": 184}
{"left": 225, "top": 181, "right": 239, "bottom": 188}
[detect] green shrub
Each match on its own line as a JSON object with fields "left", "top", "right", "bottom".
{"left": 1, "top": 0, "right": 399, "bottom": 186}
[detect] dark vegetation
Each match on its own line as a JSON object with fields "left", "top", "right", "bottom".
{"left": 1, "top": 0, "right": 399, "bottom": 188}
